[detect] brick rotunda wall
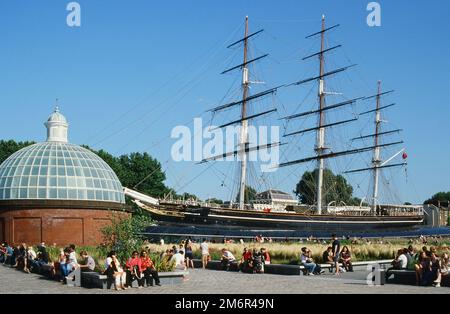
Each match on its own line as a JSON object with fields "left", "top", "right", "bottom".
{"left": 0, "top": 200, "right": 131, "bottom": 246}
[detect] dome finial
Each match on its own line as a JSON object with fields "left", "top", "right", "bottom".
{"left": 45, "top": 103, "right": 69, "bottom": 143}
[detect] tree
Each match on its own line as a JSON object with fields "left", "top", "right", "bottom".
{"left": 118, "top": 152, "right": 169, "bottom": 198}
{"left": 0, "top": 140, "right": 35, "bottom": 164}
{"left": 295, "top": 169, "right": 360, "bottom": 206}
{"left": 205, "top": 198, "right": 224, "bottom": 205}
{"left": 235, "top": 186, "right": 258, "bottom": 204}
{"left": 424, "top": 192, "right": 450, "bottom": 206}
{"left": 101, "top": 213, "right": 152, "bottom": 262}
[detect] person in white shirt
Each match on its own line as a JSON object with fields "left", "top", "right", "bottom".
{"left": 200, "top": 239, "right": 209, "bottom": 269}
{"left": 220, "top": 249, "right": 236, "bottom": 271}
{"left": 171, "top": 250, "right": 186, "bottom": 271}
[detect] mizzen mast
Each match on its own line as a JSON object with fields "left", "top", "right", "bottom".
{"left": 345, "top": 82, "right": 407, "bottom": 214}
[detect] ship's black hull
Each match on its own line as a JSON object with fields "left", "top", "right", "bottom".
{"left": 145, "top": 206, "right": 424, "bottom": 236}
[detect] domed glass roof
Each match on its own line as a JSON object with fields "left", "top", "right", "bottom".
{"left": 0, "top": 108, "right": 125, "bottom": 204}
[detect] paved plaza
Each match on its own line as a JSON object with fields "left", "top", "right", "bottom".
{"left": 0, "top": 265, "right": 449, "bottom": 294}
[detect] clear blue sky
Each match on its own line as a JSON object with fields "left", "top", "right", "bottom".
{"left": 1, "top": 0, "right": 449, "bottom": 204}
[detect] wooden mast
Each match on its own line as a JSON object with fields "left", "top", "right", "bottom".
{"left": 316, "top": 15, "right": 326, "bottom": 215}
{"left": 238, "top": 16, "right": 250, "bottom": 210}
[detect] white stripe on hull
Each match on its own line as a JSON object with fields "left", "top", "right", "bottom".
{"left": 195, "top": 213, "right": 423, "bottom": 225}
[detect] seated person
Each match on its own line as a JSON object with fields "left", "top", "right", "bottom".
{"left": 78, "top": 251, "right": 96, "bottom": 272}
{"left": 322, "top": 247, "right": 334, "bottom": 271}
{"left": 104, "top": 251, "right": 127, "bottom": 291}
{"left": 386, "top": 248, "right": 409, "bottom": 280}
{"left": 140, "top": 250, "right": 161, "bottom": 286}
{"left": 0, "top": 243, "right": 6, "bottom": 264}
{"left": 301, "top": 247, "right": 317, "bottom": 275}
{"left": 125, "top": 251, "right": 144, "bottom": 288}
{"left": 220, "top": 248, "right": 236, "bottom": 271}
{"left": 171, "top": 250, "right": 187, "bottom": 271}
{"left": 239, "top": 248, "right": 253, "bottom": 273}
{"left": 433, "top": 253, "right": 449, "bottom": 288}
{"left": 261, "top": 248, "right": 271, "bottom": 265}
{"left": 252, "top": 249, "right": 264, "bottom": 274}
{"left": 340, "top": 246, "right": 353, "bottom": 272}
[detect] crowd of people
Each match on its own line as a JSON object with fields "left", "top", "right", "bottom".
{"left": 388, "top": 245, "right": 450, "bottom": 287}
{"left": 0, "top": 242, "right": 50, "bottom": 274}
{"left": 104, "top": 250, "right": 161, "bottom": 290}
{"left": 299, "top": 234, "right": 353, "bottom": 276}
{"left": 231, "top": 247, "right": 271, "bottom": 273}
{"left": 3, "top": 235, "right": 449, "bottom": 289}
{"left": 0, "top": 241, "right": 162, "bottom": 291}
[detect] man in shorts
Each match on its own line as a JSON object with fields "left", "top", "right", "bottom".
{"left": 200, "top": 239, "right": 209, "bottom": 269}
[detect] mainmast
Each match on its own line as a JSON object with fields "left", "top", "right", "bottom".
{"left": 316, "top": 15, "right": 327, "bottom": 215}
{"left": 238, "top": 16, "right": 250, "bottom": 210}
{"left": 201, "top": 17, "right": 280, "bottom": 209}
{"left": 372, "top": 81, "right": 382, "bottom": 211}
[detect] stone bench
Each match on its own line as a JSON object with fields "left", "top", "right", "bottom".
{"left": 80, "top": 271, "right": 189, "bottom": 289}
{"left": 194, "top": 259, "right": 392, "bottom": 276}
{"left": 386, "top": 269, "right": 450, "bottom": 287}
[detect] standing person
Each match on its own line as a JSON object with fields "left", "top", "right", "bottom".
{"left": 185, "top": 243, "right": 194, "bottom": 269}
{"left": 331, "top": 234, "right": 341, "bottom": 275}
{"left": 200, "top": 239, "right": 209, "bottom": 269}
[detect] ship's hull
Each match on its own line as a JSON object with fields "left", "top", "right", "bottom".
{"left": 143, "top": 205, "right": 424, "bottom": 235}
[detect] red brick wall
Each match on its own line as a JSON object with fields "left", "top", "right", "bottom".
{"left": 0, "top": 218, "right": 4, "bottom": 242}
{"left": 0, "top": 208, "right": 130, "bottom": 246}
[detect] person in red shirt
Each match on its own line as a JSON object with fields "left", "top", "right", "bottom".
{"left": 239, "top": 247, "right": 253, "bottom": 273}
{"left": 140, "top": 250, "right": 161, "bottom": 287}
{"left": 261, "top": 248, "right": 271, "bottom": 265}
{"left": 126, "top": 251, "right": 144, "bottom": 288}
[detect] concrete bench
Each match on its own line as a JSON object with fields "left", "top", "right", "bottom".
{"left": 40, "top": 263, "right": 56, "bottom": 279}
{"left": 386, "top": 269, "right": 450, "bottom": 287}
{"left": 80, "top": 271, "right": 189, "bottom": 289}
{"left": 193, "top": 259, "right": 392, "bottom": 276}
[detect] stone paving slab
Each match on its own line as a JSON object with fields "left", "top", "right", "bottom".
{"left": 1, "top": 266, "right": 449, "bottom": 295}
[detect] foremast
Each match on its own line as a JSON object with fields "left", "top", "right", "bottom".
{"left": 200, "top": 16, "right": 281, "bottom": 210}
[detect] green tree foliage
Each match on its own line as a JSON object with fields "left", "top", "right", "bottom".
{"left": 0, "top": 140, "right": 35, "bottom": 164}
{"left": 101, "top": 213, "right": 153, "bottom": 262}
{"left": 295, "top": 169, "right": 361, "bottom": 206}
{"left": 424, "top": 192, "right": 450, "bottom": 205}
{"left": 82, "top": 146, "right": 170, "bottom": 198}
{"left": 235, "top": 185, "right": 258, "bottom": 204}
{"left": 117, "top": 152, "right": 168, "bottom": 198}
{"left": 205, "top": 198, "right": 223, "bottom": 205}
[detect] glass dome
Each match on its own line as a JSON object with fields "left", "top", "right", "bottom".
{"left": 0, "top": 142, "right": 125, "bottom": 203}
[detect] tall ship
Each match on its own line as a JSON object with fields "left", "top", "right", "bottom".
{"left": 125, "top": 16, "right": 424, "bottom": 236}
